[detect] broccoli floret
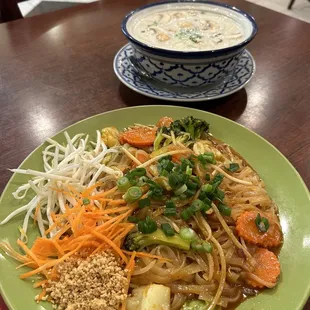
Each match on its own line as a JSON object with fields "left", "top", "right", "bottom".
{"left": 124, "top": 229, "right": 191, "bottom": 251}
{"left": 171, "top": 116, "right": 209, "bottom": 140}
{"left": 154, "top": 116, "right": 209, "bottom": 150}
{"left": 181, "top": 299, "right": 209, "bottom": 310}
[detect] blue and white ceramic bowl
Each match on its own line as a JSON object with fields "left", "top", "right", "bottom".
{"left": 121, "top": 1, "right": 257, "bottom": 88}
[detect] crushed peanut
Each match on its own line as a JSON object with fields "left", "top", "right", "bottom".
{"left": 45, "top": 251, "right": 127, "bottom": 310}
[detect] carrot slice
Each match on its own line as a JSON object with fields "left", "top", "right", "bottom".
{"left": 168, "top": 145, "right": 189, "bottom": 163}
{"left": 236, "top": 211, "right": 282, "bottom": 248}
{"left": 246, "top": 248, "right": 280, "bottom": 288}
{"left": 136, "top": 151, "right": 150, "bottom": 164}
{"left": 132, "top": 150, "right": 150, "bottom": 168}
{"left": 157, "top": 116, "right": 173, "bottom": 127}
{"left": 120, "top": 127, "right": 157, "bottom": 147}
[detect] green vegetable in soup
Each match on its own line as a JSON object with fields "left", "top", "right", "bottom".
{"left": 181, "top": 299, "right": 209, "bottom": 310}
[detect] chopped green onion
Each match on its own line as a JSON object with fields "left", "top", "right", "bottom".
{"left": 217, "top": 203, "right": 231, "bottom": 216}
{"left": 181, "top": 173, "right": 190, "bottom": 184}
{"left": 190, "top": 199, "right": 205, "bottom": 212}
{"left": 130, "top": 167, "right": 146, "bottom": 177}
{"left": 168, "top": 172, "right": 185, "bottom": 189}
{"left": 161, "top": 223, "right": 175, "bottom": 236}
{"left": 161, "top": 159, "right": 174, "bottom": 172}
{"left": 226, "top": 163, "right": 240, "bottom": 172}
{"left": 201, "top": 204, "right": 211, "bottom": 212}
{"left": 179, "top": 193, "right": 188, "bottom": 200}
{"left": 138, "top": 197, "right": 151, "bottom": 209}
{"left": 166, "top": 200, "right": 176, "bottom": 208}
{"left": 190, "top": 176, "right": 201, "bottom": 186}
{"left": 214, "top": 188, "right": 225, "bottom": 201}
{"left": 164, "top": 200, "right": 177, "bottom": 217}
{"left": 201, "top": 241, "right": 213, "bottom": 253}
{"left": 191, "top": 240, "right": 213, "bottom": 253}
{"left": 187, "top": 180, "right": 198, "bottom": 190}
{"left": 181, "top": 199, "right": 206, "bottom": 220}
{"left": 117, "top": 177, "right": 131, "bottom": 193}
{"left": 210, "top": 174, "right": 224, "bottom": 185}
{"left": 123, "top": 186, "right": 142, "bottom": 204}
{"left": 201, "top": 184, "right": 213, "bottom": 193}
{"left": 164, "top": 208, "right": 177, "bottom": 217}
{"left": 205, "top": 174, "right": 211, "bottom": 181}
{"left": 147, "top": 180, "right": 164, "bottom": 200}
{"left": 185, "top": 166, "right": 192, "bottom": 175}
{"left": 128, "top": 216, "right": 139, "bottom": 223}
{"left": 197, "top": 152, "right": 216, "bottom": 165}
{"left": 158, "top": 155, "right": 172, "bottom": 162}
{"left": 202, "top": 198, "right": 212, "bottom": 211}
{"left": 174, "top": 184, "right": 188, "bottom": 196}
{"left": 181, "top": 209, "right": 191, "bottom": 221}
{"left": 180, "top": 158, "right": 194, "bottom": 173}
{"left": 198, "top": 191, "right": 207, "bottom": 200}
{"left": 255, "top": 213, "right": 270, "bottom": 232}
{"left": 82, "top": 198, "right": 90, "bottom": 205}
{"left": 138, "top": 216, "right": 157, "bottom": 234}
{"left": 126, "top": 168, "right": 146, "bottom": 183}
{"left": 179, "top": 227, "right": 197, "bottom": 242}
{"left": 136, "top": 176, "right": 149, "bottom": 187}
{"left": 160, "top": 169, "right": 169, "bottom": 177}
{"left": 185, "top": 189, "right": 196, "bottom": 197}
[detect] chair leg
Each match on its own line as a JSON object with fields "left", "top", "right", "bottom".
{"left": 288, "top": 0, "right": 295, "bottom": 9}
{"left": 0, "top": 0, "right": 23, "bottom": 22}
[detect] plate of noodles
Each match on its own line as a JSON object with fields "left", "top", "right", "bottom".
{"left": 0, "top": 105, "right": 309, "bottom": 310}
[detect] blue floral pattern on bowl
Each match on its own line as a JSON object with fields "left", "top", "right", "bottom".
{"left": 133, "top": 45, "right": 242, "bottom": 87}
{"left": 113, "top": 44, "right": 255, "bottom": 102}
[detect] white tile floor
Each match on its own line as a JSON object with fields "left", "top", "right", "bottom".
{"left": 18, "top": 0, "right": 95, "bottom": 17}
{"left": 18, "top": 0, "right": 310, "bottom": 23}
{"left": 246, "top": 0, "right": 310, "bottom": 23}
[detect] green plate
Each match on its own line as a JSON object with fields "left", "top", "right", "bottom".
{"left": 0, "top": 106, "right": 309, "bottom": 310}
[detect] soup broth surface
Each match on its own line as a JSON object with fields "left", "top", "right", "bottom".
{"left": 128, "top": 6, "right": 246, "bottom": 51}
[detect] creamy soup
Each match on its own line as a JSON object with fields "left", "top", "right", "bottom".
{"left": 128, "top": 5, "right": 248, "bottom": 52}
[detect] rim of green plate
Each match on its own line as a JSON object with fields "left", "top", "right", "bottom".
{"left": 0, "top": 105, "right": 309, "bottom": 310}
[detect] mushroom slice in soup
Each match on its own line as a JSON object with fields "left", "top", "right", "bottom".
{"left": 157, "top": 33, "right": 170, "bottom": 42}
{"left": 179, "top": 21, "right": 194, "bottom": 28}
{"left": 157, "top": 13, "right": 171, "bottom": 24}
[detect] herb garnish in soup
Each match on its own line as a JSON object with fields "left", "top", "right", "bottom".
{"left": 131, "top": 8, "right": 245, "bottom": 51}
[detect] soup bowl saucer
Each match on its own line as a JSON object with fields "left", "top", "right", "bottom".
{"left": 113, "top": 44, "right": 255, "bottom": 102}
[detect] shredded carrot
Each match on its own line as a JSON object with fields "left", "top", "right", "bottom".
{"left": 20, "top": 243, "right": 84, "bottom": 279}
{"left": 236, "top": 211, "right": 282, "bottom": 248}
{"left": 81, "top": 182, "right": 103, "bottom": 197}
{"left": 121, "top": 251, "right": 137, "bottom": 310}
{"left": 90, "top": 230, "right": 128, "bottom": 264}
{"left": 33, "top": 203, "right": 41, "bottom": 224}
{"left": 120, "top": 126, "right": 157, "bottom": 147}
{"left": 122, "top": 250, "right": 172, "bottom": 262}
{"left": 16, "top": 261, "right": 38, "bottom": 269}
{"left": 3, "top": 181, "right": 139, "bottom": 306}
{"left": 17, "top": 240, "right": 48, "bottom": 276}
{"left": 33, "top": 279, "right": 48, "bottom": 288}
{"left": 108, "top": 199, "right": 127, "bottom": 205}
{"left": 36, "top": 288, "right": 47, "bottom": 302}
{"left": 246, "top": 248, "right": 280, "bottom": 288}
{"left": 51, "top": 240, "right": 65, "bottom": 257}
{"left": 89, "top": 186, "right": 117, "bottom": 199}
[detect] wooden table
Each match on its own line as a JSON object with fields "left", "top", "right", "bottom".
{"left": 0, "top": 0, "right": 309, "bottom": 309}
